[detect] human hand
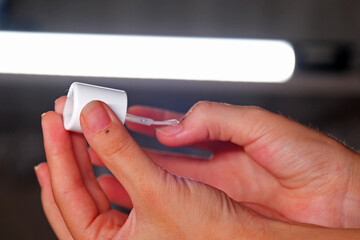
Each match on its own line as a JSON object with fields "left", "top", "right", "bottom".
{"left": 121, "top": 101, "right": 360, "bottom": 228}
{"left": 36, "top": 98, "right": 360, "bottom": 239}
{"left": 37, "top": 99, "right": 281, "bottom": 239}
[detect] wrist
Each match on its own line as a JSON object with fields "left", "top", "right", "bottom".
{"left": 342, "top": 151, "right": 360, "bottom": 228}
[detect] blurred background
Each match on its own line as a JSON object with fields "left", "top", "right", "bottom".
{"left": 0, "top": 0, "right": 359, "bottom": 239}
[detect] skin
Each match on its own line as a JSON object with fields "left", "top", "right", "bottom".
{"left": 126, "top": 101, "right": 360, "bottom": 228}
{"left": 36, "top": 97, "right": 360, "bottom": 239}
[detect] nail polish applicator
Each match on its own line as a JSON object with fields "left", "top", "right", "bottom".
{"left": 63, "top": 82, "right": 179, "bottom": 133}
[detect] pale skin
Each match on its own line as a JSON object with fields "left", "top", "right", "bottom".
{"left": 35, "top": 97, "right": 360, "bottom": 239}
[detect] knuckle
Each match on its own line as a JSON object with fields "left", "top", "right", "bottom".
{"left": 191, "top": 101, "right": 214, "bottom": 114}
{"left": 187, "top": 101, "right": 215, "bottom": 120}
{"left": 243, "top": 106, "right": 271, "bottom": 121}
{"left": 99, "top": 133, "right": 134, "bottom": 159}
{"left": 55, "top": 180, "right": 83, "bottom": 201}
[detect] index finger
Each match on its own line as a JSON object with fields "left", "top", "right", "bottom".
{"left": 42, "top": 111, "right": 128, "bottom": 238}
{"left": 42, "top": 112, "right": 100, "bottom": 236}
{"left": 127, "top": 105, "right": 233, "bottom": 152}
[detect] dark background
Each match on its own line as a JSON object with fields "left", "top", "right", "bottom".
{"left": 0, "top": 1, "right": 359, "bottom": 239}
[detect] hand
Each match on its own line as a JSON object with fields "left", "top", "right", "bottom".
{"left": 36, "top": 98, "right": 360, "bottom": 239}
{"left": 122, "top": 101, "right": 360, "bottom": 228}
{"left": 37, "top": 99, "right": 277, "bottom": 239}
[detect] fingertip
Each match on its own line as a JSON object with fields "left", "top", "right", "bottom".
{"left": 41, "top": 111, "right": 55, "bottom": 130}
{"left": 80, "top": 101, "right": 112, "bottom": 134}
{"left": 41, "top": 111, "right": 52, "bottom": 120}
{"left": 35, "top": 162, "right": 48, "bottom": 172}
{"left": 41, "top": 111, "right": 72, "bottom": 161}
{"left": 156, "top": 124, "right": 183, "bottom": 137}
{"left": 155, "top": 120, "right": 199, "bottom": 148}
{"left": 55, "top": 96, "right": 67, "bottom": 114}
{"left": 35, "top": 162, "right": 49, "bottom": 188}
{"left": 41, "top": 111, "right": 61, "bottom": 122}
{"left": 41, "top": 111, "right": 65, "bottom": 137}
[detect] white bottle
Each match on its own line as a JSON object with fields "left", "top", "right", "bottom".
{"left": 63, "top": 82, "right": 178, "bottom": 133}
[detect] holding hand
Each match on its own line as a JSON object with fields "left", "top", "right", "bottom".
{"left": 126, "top": 101, "right": 360, "bottom": 228}
{"left": 37, "top": 100, "right": 275, "bottom": 239}
{"left": 35, "top": 98, "right": 360, "bottom": 239}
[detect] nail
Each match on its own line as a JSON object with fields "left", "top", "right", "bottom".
{"left": 82, "top": 101, "right": 111, "bottom": 133}
{"left": 41, "top": 111, "right": 52, "bottom": 119}
{"left": 34, "top": 163, "right": 43, "bottom": 187}
{"left": 156, "top": 124, "right": 183, "bottom": 136}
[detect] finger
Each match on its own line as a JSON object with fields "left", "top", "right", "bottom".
{"left": 42, "top": 111, "right": 127, "bottom": 238}
{"left": 126, "top": 105, "right": 183, "bottom": 137}
{"left": 55, "top": 95, "right": 110, "bottom": 211}
{"left": 97, "top": 175, "right": 133, "bottom": 209}
{"left": 42, "top": 111, "right": 99, "bottom": 233}
{"left": 155, "top": 101, "right": 331, "bottom": 177}
{"left": 127, "top": 105, "right": 233, "bottom": 152}
{"left": 88, "top": 147, "right": 105, "bottom": 167}
{"left": 70, "top": 132, "right": 110, "bottom": 212}
{"left": 35, "top": 162, "right": 74, "bottom": 240}
{"left": 54, "top": 96, "right": 67, "bottom": 114}
{"left": 155, "top": 101, "right": 268, "bottom": 147}
{"left": 80, "top": 101, "right": 174, "bottom": 209}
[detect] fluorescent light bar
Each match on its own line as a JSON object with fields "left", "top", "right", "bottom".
{"left": 0, "top": 31, "right": 295, "bottom": 82}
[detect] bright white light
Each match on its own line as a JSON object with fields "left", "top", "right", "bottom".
{"left": 0, "top": 31, "right": 295, "bottom": 82}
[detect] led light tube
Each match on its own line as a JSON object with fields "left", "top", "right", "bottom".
{"left": 0, "top": 31, "right": 295, "bottom": 82}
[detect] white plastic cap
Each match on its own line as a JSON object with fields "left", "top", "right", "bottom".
{"left": 63, "top": 82, "right": 127, "bottom": 133}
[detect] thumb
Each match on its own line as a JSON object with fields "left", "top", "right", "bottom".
{"left": 80, "top": 101, "right": 170, "bottom": 209}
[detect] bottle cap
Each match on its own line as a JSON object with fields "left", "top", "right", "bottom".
{"left": 63, "top": 82, "right": 127, "bottom": 133}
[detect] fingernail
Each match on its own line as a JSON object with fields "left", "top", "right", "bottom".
{"left": 34, "top": 163, "right": 43, "bottom": 187}
{"left": 156, "top": 124, "right": 183, "bottom": 136}
{"left": 82, "top": 101, "right": 111, "bottom": 133}
{"left": 41, "top": 112, "right": 47, "bottom": 118}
